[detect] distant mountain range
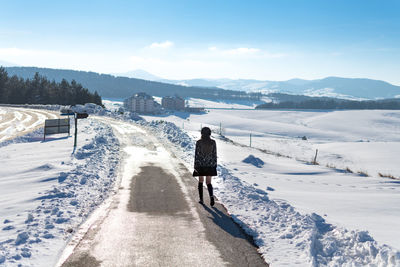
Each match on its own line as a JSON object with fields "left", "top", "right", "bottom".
{"left": 3, "top": 66, "right": 400, "bottom": 100}
{"left": 3, "top": 67, "right": 259, "bottom": 101}
{"left": 113, "top": 69, "right": 162, "bottom": 81}
{"left": 117, "top": 69, "right": 400, "bottom": 100}
{"left": 162, "top": 77, "right": 400, "bottom": 100}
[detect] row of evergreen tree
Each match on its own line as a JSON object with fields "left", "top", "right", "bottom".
{"left": 0, "top": 67, "right": 102, "bottom": 105}
{"left": 256, "top": 98, "right": 400, "bottom": 110}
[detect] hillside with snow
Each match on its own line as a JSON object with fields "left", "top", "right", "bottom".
{"left": 159, "top": 76, "right": 400, "bottom": 99}
{"left": 5, "top": 67, "right": 400, "bottom": 100}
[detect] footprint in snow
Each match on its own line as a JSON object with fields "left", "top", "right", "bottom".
{"left": 2, "top": 225, "right": 15, "bottom": 231}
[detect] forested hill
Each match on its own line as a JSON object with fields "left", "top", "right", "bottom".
{"left": 0, "top": 68, "right": 102, "bottom": 105}
{"left": 4, "top": 67, "right": 261, "bottom": 101}
{"left": 257, "top": 94, "right": 400, "bottom": 110}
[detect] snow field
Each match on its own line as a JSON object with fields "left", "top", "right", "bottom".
{"left": 0, "top": 118, "right": 120, "bottom": 266}
{"left": 2, "top": 102, "right": 400, "bottom": 266}
{"left": 143, "top": 109, "right": 400, "bottom": 178}
{"left": 0, "top": 107, "right": 59, "bottom": 142}
{"left": 139, "top": 118, "right": 400, "bottom": 266}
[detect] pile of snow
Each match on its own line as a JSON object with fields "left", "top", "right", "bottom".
{"left": 0, "top": 119, "right": 120, "bottom": 266}
{"left": 139, "top": 120, "right": 194, "bottom": 152}
{"left": 70, "top": 103, "right": 104, "bottom": 114}
{"left": 215, "top": 166, "right": 400, "bottom": 266}
{"left": 139, "top": 118, "right": 400, "bottom": 266}
{"left": 102, "top": 99, "right": 123, "bottom": 112}
{"left": 242, "top": 155, "right": 265, "bottom": 168}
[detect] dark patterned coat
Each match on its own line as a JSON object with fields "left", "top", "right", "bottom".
{"left": 193, "top": 138, "right": 217, "bottom": 176}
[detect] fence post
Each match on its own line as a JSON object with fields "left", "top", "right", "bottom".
{"left": 313, "top": 149, "right": 318, "bottom": 164}
{"left": 74, "top": 115, "right": 78, "bottom": 147}
{"left": 250, "top": 133, "right": 252, "bottom": 147}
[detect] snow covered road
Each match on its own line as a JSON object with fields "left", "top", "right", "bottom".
{"left": 59, "top": 117, "right": 266, "bottom": 266}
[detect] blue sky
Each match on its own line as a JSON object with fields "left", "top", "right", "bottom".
{"left": 0, "top": 0, "right": 399, "bottom": 84}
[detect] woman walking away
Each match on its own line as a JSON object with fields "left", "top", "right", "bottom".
{"left": 193, "top": 127, "right": 217, "bottom": 206}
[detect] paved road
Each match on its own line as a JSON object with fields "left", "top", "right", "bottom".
{"left": 59, "top": 118, "right": 267, "bottom": 267}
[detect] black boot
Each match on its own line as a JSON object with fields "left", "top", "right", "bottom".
{"left": 198, "top": 182, "right": 204, "bottom": 204}
{"left": 207, "top": 183, "right": 215, "bottom": 206}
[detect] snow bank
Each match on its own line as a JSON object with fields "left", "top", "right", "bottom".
{"left": 0, "top": 119, "right": 120, "bottom": 266}
{"left": 139, "top": 119, "right": 400, "bottom": 266}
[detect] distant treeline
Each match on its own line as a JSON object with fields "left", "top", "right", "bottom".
{"left": 256, "top": 97, "right": 400, "bottom": 110}
{"left": 0, "top": 67, "right": 102, "bottom": 105}
{"left": 5, "top": 67, "right": 262, "bottom": 101}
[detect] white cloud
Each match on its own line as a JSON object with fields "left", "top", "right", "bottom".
{"left": 148, "top": 41, "right": 174, "bottom": 49}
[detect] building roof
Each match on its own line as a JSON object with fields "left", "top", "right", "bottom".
{"left": 128, "top": 92, "right": 154, "bottom": 100}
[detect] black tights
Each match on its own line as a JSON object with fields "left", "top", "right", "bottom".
{"left": 198, "top": 182, "right": 213, "bottom": 201}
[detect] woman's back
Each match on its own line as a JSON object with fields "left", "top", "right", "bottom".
{"left": 195, "top": 139, "right": 217, "bottom": 168}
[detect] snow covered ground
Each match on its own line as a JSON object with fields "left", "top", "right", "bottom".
{"left": 1, "top": 102, "right": 400, "bottom": 266}
{"left": 103, "top": 97, "right": 267, "bottom": 110}
{"left": 141, "top": 105, "right": 400, "bottom": 266}
{"left": 186, "top": 97, "right": 265, "bottom": 109}
{"left": 143, "top": 109, "right": 400, "bottom": 178}
{"left": 0, "top": 107, "right": 120, "bottom": 266}
{"left": 140, "top": 117, "right": 400, "bottom": 266}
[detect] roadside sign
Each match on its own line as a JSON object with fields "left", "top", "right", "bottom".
{"left": 44, "top": 118, "right": 70, "bottom": 140}
{"left": 60, "top": 108, "right": 73, "bottom": 114}
{"left": 61, "top": 112, "right": 75, "bottom": 116}
{"left": 76, "top": 113, "right": 89, "bottom": 119}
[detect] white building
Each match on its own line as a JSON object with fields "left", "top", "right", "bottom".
{"left": 161, "top": 95, "right": 185, "bottom": 110}
{"left": 124, "top": 92, "right": 156, "bottom": 113}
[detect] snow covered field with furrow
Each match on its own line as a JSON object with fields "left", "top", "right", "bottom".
{"left": 0, "top": 107, "right": 59, "bottom": 142}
